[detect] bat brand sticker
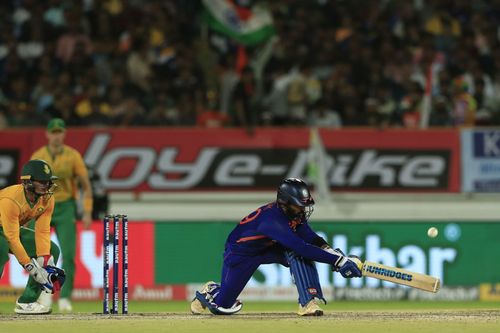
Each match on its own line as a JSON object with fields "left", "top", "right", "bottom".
{"left": 366, "top": 265, "right": 413, "bottom": 281}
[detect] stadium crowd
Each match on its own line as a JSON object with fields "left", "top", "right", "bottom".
{"left": 1, "top": 0, "right": 500, "bottom": 130}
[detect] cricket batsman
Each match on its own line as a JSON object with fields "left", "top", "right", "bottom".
{"left": 0, "top": 159, "right": 65, "bottom": 314}
{"left": 191, "top": 178, "right": 363, "bottom": 316}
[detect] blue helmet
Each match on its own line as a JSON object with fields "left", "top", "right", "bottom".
{"left": 277, "top": 178, "right": 314, "bottom": 220}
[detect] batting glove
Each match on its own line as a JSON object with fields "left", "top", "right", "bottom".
{"left": 337, "top": 256, "right": 363, "bottom": 278}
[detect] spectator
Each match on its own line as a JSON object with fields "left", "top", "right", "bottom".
{"left": 365, "top": 98, "right": 383, "bottom": 128}
{"left": 175, "top": 92, "right": 198, "bottom": 126}
{"left": 308, "top": 99, "right": 342, "bottom": 128}
{"left": 262, "top": 62, "right": 292, "bottom": 126}
{"left": 56, "top": 21, "right": 93, "bottom": 64}
{"left": 31, "top": 74, "right": 56, "bottom": 114}
{"left": 286, "top": 65, "right": 308, "bottom": 125}
{"left": 218, "top": 56, "right": 239, "bottom": 117}
{"left": 109, "top": 96, "right": 145, "bottom": 126}
{"left": 450, "top": 77, "right": 477, "bottom": 126}
{"left": 126, "top": 39, "right": 152, "bottom": 93}
{"left": 5, "top": 76, "right": 39, "bottom": 126}
{"left": 429, "top": 95, "right": 452, "bottom": 126}
{"left": 0, "top": 0, "right": 500, "bottom": 128}
{"left": 197, "top": 91, "right": 229, "bottom": 128}
{"left": 145, "top": 89, "right": 179, "bottom": 126}
{"left": 232, "top": 66, "right": 259, "bottom": 132}
{"left": 424, "top": 7, "right": 461, "bottom": 52}
{"left": 398, "top": 81, "right": 425, "bottom": 128}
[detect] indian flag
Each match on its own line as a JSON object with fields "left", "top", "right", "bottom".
{"left": 202, "top": 0, "right": 275, "bottom": 46}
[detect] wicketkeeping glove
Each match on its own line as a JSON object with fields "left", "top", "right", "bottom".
{"left": 24, "top": 258, "right": 66, "bottom": 293}
{"left": 38, "top": 255, "right": 65, "bottom": 292}
{"left": 46, "top": 266, "right": 66, "bottom": 292}
{"left": 24, "top": 258, "right": 55, "bottom": 293}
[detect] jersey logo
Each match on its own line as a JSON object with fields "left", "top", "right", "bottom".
{"left": 37, "top": 207, "right": 44, "bottom": 213}
{"left": 240, "top": 208, "right": 261, "bottom": 225}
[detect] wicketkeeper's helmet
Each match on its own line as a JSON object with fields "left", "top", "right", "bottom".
{"left": 20, "top": 159, "right": 58, "bottom": 196}
{"left": 20, "top": 159, "right": 58, "bottom": 182}
{"left": 277, "top": 178, "right": 315, "bottom": 220}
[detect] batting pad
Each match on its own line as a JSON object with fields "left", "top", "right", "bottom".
{"left": 286, "top": 251, "right": 326, "bottom": 306}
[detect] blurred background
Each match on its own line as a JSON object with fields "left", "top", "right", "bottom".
{"left": 0, "top": 0, "right": 499, "bottom": 304}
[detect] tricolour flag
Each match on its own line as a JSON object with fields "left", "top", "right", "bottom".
{"left": 202, "top": 0, "right": 275, "bottom": 46}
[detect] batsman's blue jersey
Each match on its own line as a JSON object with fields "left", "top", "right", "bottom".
{"left": 224, "top": 202, "right": 341, "bottom": 265}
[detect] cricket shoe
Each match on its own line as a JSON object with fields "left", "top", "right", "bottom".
{"left": 190, "top": 281, "right": 218, "bottom": 314}
{"left": 297, "top": 298, "right": 324, "bottom": 316}
{"left": 15, "top": 300, "right": 52, "bottom": 314}
{"left": 58, "top": 298, "right": 73, "bottom": 312}
{"left": 37, "top": 291, "right": 53, "bottom": 308}
{"left": 194, "top": 290, "right": 243, "bottom": 315}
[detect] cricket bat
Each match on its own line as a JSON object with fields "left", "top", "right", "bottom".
{"left": 362, "top": 261, "right": 440, "bottom": 293}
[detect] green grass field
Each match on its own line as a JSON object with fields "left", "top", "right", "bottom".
{"left": 0, "top": 301, "right": 499, "bottom": 333}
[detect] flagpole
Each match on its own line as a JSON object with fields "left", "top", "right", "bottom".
{"left": 308, "top": 127, "right": 332, "bottom": 204}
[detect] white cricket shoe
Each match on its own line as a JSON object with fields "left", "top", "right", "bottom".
{"left": 58, "top": 298, "right": 73, "bottom": 312}
{"left": 297, "top": 298, "right": 324, "bottom": 316}
{"left": 37, "top": 292, "right": 53, "bottom": 308}
{"left": 190, "top": 281, "right": 217, "bottom": 314}
{"left": 15, "top": 300, "right": 52, "bottom": 314}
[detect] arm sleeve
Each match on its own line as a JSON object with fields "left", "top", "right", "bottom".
{"left": 34, "top": 198, "right": 54, "bottom": 257}
{"left": 0, "top": 199, "right": 31, "bottom": 265}
{"left": 258, "top": 219, "right": 342, "bottom": 265}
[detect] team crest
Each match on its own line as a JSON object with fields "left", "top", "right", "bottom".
{"left": 44, "top": 164, "right": 50, "bottom": 174}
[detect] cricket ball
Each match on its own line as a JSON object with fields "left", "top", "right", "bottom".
{"left": 427, "top": 227, "right": 438, "bottom": 238}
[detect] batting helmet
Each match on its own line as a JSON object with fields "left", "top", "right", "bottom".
{"left": 277, "top": 178, "right": 315, "bottom": 220}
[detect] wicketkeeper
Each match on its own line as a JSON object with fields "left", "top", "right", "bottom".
{"left": 191, "top": 178, "right": 362, "bottom": 316}
{"left": 0, "top": 159, "right": 66, "bottom": 314}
